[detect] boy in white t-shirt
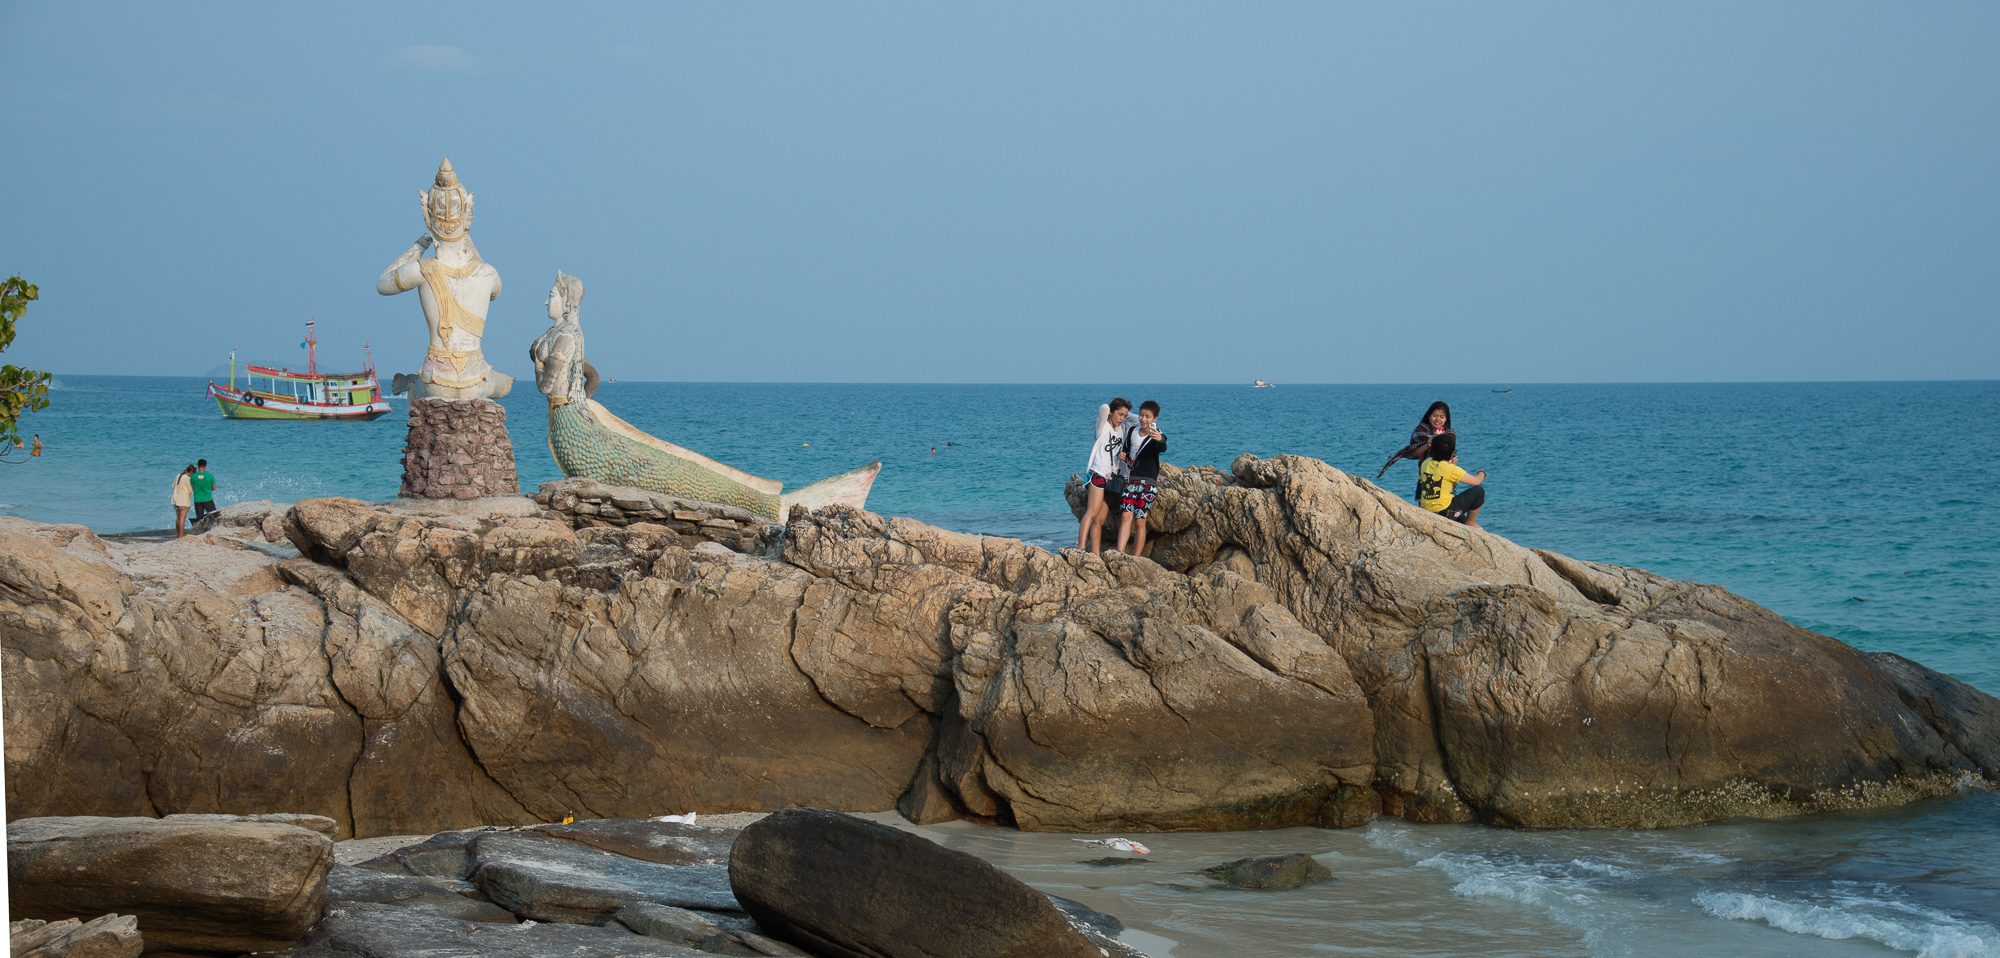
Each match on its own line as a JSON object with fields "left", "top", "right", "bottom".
{"left": 1077, "top": 398, "right": 1132, "bottom": 554}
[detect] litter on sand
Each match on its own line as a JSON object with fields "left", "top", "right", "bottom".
{"left": 1072, "top": 838, "right": 1151, "bottom": 854}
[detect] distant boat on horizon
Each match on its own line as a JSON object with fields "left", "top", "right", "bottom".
{"left": 1253, "top": 379, "right": 1275, "bottom": 388}
{"left": 1492, "top": 387, "right": 1513, "bottom": 393}
{"left": 205, "top": 319, "right": 392, "bottom": 421}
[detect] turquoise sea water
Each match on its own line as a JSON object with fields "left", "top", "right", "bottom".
{"left": 5, "top": 376, "right": 1998, "bottom": 956}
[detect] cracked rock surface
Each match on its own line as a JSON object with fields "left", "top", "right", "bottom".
{"left": 5, "top": 452, "right": 1999, "bottom": 835}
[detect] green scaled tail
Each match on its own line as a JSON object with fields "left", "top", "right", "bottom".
{"left": 549, "top": 400, "right": 784, "bottom": 520}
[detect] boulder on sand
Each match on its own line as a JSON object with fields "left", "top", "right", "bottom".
{"left": 727, "top": 808, "right": 1130, "bottom": 958}
{"left": 6, "top": 816, "right": 333, "bottom": 954}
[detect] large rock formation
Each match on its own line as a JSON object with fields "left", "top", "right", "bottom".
{"left": 5, "top": 455, "right": 1998, "bottom": 835}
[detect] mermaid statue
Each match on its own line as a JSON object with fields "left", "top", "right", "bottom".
{"left": 530, "top": 272, "right": 879, "bottom": 521}
{"left": 377, "top": 158, "right": 514, "bottom": 400}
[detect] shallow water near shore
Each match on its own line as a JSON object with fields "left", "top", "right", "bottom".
{"left": 7, "top": 376, "right": 1999, "bottom": 956}
{"left": 866, "top": 790, "right": 2000, "bottom": 958}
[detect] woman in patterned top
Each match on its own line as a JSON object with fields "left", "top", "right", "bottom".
{"left": 1375, "top": 401, "right": 1454, "bottom": 498}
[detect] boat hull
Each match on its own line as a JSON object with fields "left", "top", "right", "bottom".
{"left": 209, "top": 383, "right": 392, "bottom": 421}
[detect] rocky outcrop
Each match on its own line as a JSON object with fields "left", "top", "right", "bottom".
{"left": 534, "top": 478, "right": 780, "bottom": 554}
{"left": 727, "top": 809, "right": 1135, "bottom": 958}
{"left": 6, "top": 454, "right": 1999, "bottom": 834}
{"left": 0, "top": 513, "right": 536, "bottom": 839}
{"left": 1061, "top": 457, "right": 2000, "bottom": 826}
{"left": 189, "top": 498, "right": 294, "bottom": 541}
{"left": 6, "top": 815, "right": 333, "bottom": 954}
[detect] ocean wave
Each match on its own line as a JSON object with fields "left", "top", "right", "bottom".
{"left": 1406, "top": 847, "right": 1678, "bottom": 956}
{"left": 1695, "top": 890, "right": 2000, "bottom": 957}
{"left": 1416, "top": 852, "right": 1596, "bottom": 908}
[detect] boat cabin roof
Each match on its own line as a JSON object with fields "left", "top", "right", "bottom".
{"left": 245, "top": 364, "right": 371, "bottom": 382}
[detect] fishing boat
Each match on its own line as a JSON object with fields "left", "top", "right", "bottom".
{"left": 1492, "top": 387, "right": 1513, "bottom": 393}
{"left": 206, "top": 320, "right": 393, "bottom": 421}
{"left": 1253, "top": 379, "right": 1276, "bottom": 388}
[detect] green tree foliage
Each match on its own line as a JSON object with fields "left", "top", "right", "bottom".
{"left": 1, "top": 275, "right": 52, "bottom": 454}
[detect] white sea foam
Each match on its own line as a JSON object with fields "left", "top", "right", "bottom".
{"left": 1416, "top": 852, "right": 1594, "bottom": 909}
{"left": 1567, "top": 857, "right": 1636, "bottom": 878}
{"left": 1663, "top": 849, "right": 1737, "bottom": 866}
{"left": 1695, "top": 891, "right": 2000, "bottom": 958}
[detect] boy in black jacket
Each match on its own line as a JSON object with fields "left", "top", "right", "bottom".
{"left": 1116, "top": 401, "right": 1167, "bottom": 555}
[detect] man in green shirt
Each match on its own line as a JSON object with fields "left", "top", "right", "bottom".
{"left": 190, "top": 459, "right": 219, "bottom": 522}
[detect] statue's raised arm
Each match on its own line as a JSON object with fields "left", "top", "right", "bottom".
{"left": 382, "top": 158, "right": 513, "bottom": 401}
{"left": 377, "top": 234, "right": 431, "bottom": 296}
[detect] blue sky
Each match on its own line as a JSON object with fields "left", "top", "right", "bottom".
{"left": 2, "top": 2, "right": 1994, "bottom": 383}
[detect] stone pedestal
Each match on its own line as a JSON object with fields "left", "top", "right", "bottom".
{"left": 399, "top": 398, "right": 519, "bottom": 500}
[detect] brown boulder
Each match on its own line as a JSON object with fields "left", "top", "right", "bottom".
{"left": 6, "top": 816, "right": 332, "bottom": 954}
{"left": 726, "top": 808, "right": 1106, "bottom": 958}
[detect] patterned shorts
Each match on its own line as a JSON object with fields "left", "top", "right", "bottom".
{"left": 1121, "top": 478, "right": 1157, "bottom": 518}
{"left": 1088, "top": 471, "right": 1111, "bottom": 489}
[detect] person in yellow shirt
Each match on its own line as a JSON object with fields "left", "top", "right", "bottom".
{"left": 1416, "top": 433, "right": 1486, "bottom": 529}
